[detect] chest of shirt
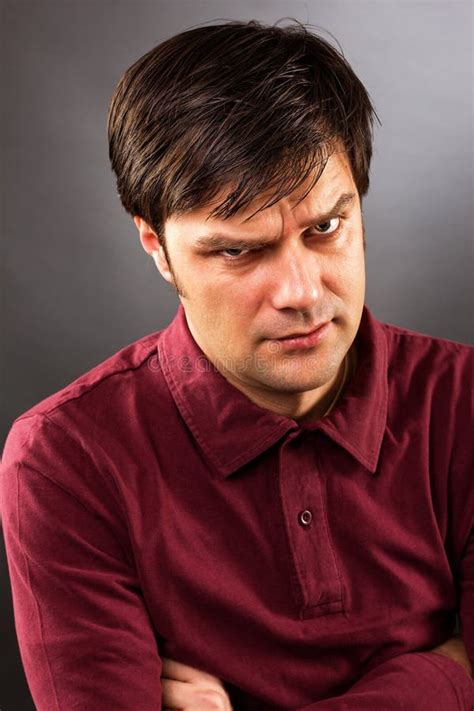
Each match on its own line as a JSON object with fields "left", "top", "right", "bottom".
{"left": 113, "top": 423, "right": 456, "bottom": 702}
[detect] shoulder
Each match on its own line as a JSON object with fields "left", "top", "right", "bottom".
{"left": 363, "top": 309, "right": 472, "bottom": 447}
{"left": 13, "top": 329, "right": 163, "bottom": 422}
{"left": 375, "top": 316, "right": 472, "bottom": 518}
{"left": 1, "top": 327, "right": 169, "bottom": 471}
{"left": 379, "top": 316, "right": 473, "bottom": 394}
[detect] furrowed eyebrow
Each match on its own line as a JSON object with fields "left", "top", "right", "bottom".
{"left": 192, "top": 191, "right": 356, "bottom": 250}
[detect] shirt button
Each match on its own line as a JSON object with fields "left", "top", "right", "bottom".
{"left": 298, "top": 509, "right": 313, "bottom": 527}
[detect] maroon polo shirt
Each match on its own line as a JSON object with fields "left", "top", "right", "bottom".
{"left": 1, "top": 303, "right": 473, "bottom": 710}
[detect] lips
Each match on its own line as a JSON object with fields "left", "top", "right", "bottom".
{"left": 277, "top": 322, "right": 328, "bottom": 340}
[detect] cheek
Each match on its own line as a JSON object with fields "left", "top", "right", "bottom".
{"left": 332, "top": 237, "right": 365, "bottom": 291}
{"left": 323, "top": 257, "right": 361, "bottom": 298}
{"left": 203, "top": 271, "right": 262, "bottom": 311}
{"left": 196, "top": 286, "right": 253, "bottom": 335}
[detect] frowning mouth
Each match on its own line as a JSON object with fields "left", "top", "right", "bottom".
{"left": 269, "top": 321, "right": 332, "bottom": 350}
{"left": 276, "top": 322, "right": 329, "bottom": 339}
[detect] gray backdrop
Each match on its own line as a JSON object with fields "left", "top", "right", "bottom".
{"left": 1, "top": 1, "right": 472, "bottom": 708}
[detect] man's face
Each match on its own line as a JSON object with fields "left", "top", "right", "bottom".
{"left": 137, "top": 146, "right": 366, "bottom": 419}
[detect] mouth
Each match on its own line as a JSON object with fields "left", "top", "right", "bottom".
{"left": 276, "top": 322, "right": 329, "bottom": 340}
{"left": 269, "top": 321, "right": 332, "bottom": 351}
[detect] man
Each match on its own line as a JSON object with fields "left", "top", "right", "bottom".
{"left": 1, "top": 18, "right": 473, "bottom": 711}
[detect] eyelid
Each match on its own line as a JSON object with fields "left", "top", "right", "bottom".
{"left": 217, "top": 243, "right": 265, "bottom": 258}
{"left": 309, "top": 214, "right": 342, "bottom": 233}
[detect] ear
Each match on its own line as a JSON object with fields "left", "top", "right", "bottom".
{"left": 133, "top": 216, "right": 174, "bottom": 284}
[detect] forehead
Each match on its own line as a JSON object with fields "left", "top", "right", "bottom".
{"left": 165, "top": 146, "right": 356, "bottom": 244}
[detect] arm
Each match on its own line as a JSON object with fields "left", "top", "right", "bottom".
{"left": 0, "top": 414, "right": 163, "bottom": 711}
{"left": 459, "top": 524, "right": 474, "bottom": 675}
{"left": 295, "top": 649, "right": 474, "bottom": 710}
{"left": 430, "top": 634, "right": 473, "bottom": 677}
{"left": 161, "top": 644, "right": 473, "bottom": 711}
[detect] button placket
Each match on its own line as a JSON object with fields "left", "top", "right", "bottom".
{"left": 278, "top": 431, "right": 344, "bottom": 618}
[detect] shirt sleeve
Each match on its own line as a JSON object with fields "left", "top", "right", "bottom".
{"left": 295, "top": 651, "right": 474, "bottom": 710}
{"left": 0, "top": 414, "right": 163, "bottom": 711}
{"left": 450, "top": 431, "right": 474, "bottom": 675}
{"left": 445, "top": 346, "right": 474, "bottom": 672}
{"left": 459, "top": 524, "right": 474, "bottom": 677}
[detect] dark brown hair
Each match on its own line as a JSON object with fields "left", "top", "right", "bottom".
{"left": 107, "top": 18, "right": 380, "bottom": 248}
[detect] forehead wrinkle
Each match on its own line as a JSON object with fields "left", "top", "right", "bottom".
{"left": 192, "top": 191, "right": 356, "bottom": 249}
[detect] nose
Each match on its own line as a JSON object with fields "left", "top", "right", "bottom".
{"left": 268, "top": 242, "right": 321, "bottom": 312}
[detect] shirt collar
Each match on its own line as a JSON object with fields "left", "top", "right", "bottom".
{"left": 158, "top": 304, "right": 388, "bottom": 478}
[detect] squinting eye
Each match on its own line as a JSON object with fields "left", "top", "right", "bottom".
{"left": 217, "top": 216, "right": 343, "bottom": 262}
{"left": 311, "top": 216, "right": 341, "bottom": 235}
{"left": 220, "top": 247, "right": 251, "bottom": 259}
{"left": 219, "top": 245, "right": 263, "bottom": 260}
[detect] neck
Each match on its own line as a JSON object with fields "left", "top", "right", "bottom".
{"left": 235, "top": 343, "right": 357, "bottom": 424}
{"left": 296, "top": 343, "right": 355, "bottom": 424}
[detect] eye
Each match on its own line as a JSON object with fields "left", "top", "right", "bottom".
{"left": 220, "top": 247, "right": 251, "bottom": 259}
{"left": 216, "top": 215, "right": 343, "bottom": 262}
{"left": 218, "top": 245, "right": 263, "bottom": 261}
{"left": 310, "top": 216, "right": 341, "bottom": 235}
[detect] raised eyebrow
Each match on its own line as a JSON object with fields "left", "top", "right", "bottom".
{"left": 193, "top": 191, "right": 356, "bottom": 250}
{"left": 311, "top": 191, "right": 356, "bottom": 225}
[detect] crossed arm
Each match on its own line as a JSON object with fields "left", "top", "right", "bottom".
{"left": 160, "top": 637, "right": 474, "bottom": 710}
